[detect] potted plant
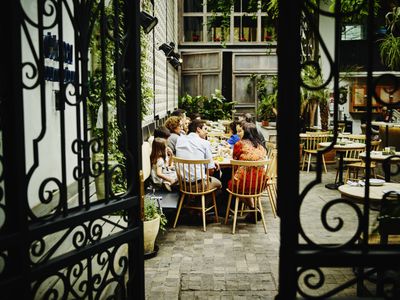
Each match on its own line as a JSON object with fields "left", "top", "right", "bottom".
{"left": 143, "top": 196, "right": 167, "bottom": 256}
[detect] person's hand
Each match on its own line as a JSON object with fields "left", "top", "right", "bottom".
{"left": 214, "top": 161, "right": 220, "bottom": 171}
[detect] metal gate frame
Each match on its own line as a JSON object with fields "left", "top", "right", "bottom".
{"left": 0, "top": 1, "right": 144, "bottom": 298}
{"left": 277, "top": 0, "right": 400, "bottom": 299}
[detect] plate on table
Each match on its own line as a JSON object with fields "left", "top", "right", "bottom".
{"left": 365, "top": 179, "right": 385, "bottom": 186}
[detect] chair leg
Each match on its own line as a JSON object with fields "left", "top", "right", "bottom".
{"left": 258, "top": 197, "right": 267, "bottom": 234}
{"left": 201, "top": 195, "right": 206, "bottom": 232}
{"left": 266, "top": 184, "right": 277, "bottom": 218}
{"left": 302, "top": 152, "right": 306, "bottom": 171}
{"left": 225, "top": 194, "right": 232, "bottom": 224}
{"left": 307, "top": 153, "right": 312, "bottom": 173}
{"left": 212, "top": 192, "right": 219, "bottom": 223}
{"left": 322, "top": 154, "right": 327, "bottom": 173}
{"left": 173, "top": 193, "right": 186, "bottom": 228}
{"left": 232, "top": 197, "right": 239, "bottom": 234}
{"left": 239, "top": 202, "right": 245, "bottom": 216}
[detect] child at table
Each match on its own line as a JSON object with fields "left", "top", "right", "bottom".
{"left": 150, "top": 137, "right": 178, "bottom": 191}
{"left": 227, "top": 121, "right": 240, "bottom": 147}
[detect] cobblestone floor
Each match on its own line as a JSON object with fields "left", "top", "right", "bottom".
{"left": 145, "top": 165, "right": 383, "bottom": 299}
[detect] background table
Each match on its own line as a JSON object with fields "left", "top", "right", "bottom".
{"left": 339, "top": 182, "right": 400, "bottom": 204}
{"left": 319, "top": 142, "right": 366, "bottom": 189}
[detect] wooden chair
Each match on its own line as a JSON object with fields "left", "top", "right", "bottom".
{"left": 224, "top": 160, "right": 269, "bottom": 234}
{"left": 301, "top": 133, "right": 329, "bottom": 173}
{"left": 265, "top": 149, "right": 278, "bottom": 218}
{"left": 345, "top": 140, "right": 381, "bottom": 181}
{"left": 172, "top": 157, "right": 219, "bottom": 232}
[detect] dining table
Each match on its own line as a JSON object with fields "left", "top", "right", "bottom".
{"left": 319, "top": 141, "right": 366, "bottom": 190}
{"left": 338, "top": 181, "right": 400, "bottom": 206}
{"left": 359, "top": 150, "right": 400, "bottom": 181}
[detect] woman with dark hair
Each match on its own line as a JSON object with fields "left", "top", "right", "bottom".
{"left": 229, "top": 122, "right": 267, "bottom": 222}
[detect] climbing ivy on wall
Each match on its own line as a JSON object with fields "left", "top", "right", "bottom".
{"left": 140, "top": 0, "right": 154, "bottom": 119}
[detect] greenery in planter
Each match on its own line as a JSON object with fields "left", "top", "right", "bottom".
{"left": 144, "top": 196, "right": 167, "bottom": 232}
{"left": 380, "top": 6, "right": 400, "bottom": 70}
{"left": 301, "top": 64, "right": 329, "bottom": 129}
{"left": 251, "top": 75, "right": 277, "bottom": 122}
{"left": 179, "top": 89, "right": 235, "bottom": 121}
{"left": 202, "top": 89, "right": 235, "bottom": 121}
{"left": 178, "top": 93, "right": 206, "bottom": 119}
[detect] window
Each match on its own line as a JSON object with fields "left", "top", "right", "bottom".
{"left": 184, "top": 0, "right": 203, "bottom": 12}
{"left": 181, "top": 0, "right": 275, "bottom": 44}
{"left": 183, "top": 17, "right": 203, "bottom": 42}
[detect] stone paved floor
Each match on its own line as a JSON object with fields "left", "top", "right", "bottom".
{"left": 145, "top": 164, "right": 382, "bottom": 299}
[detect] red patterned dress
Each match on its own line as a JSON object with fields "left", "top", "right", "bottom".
{"left": 228, "top": 139, "right": 267, "bottom": 193}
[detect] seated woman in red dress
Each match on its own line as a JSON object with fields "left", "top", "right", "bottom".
{"left": 228, "top": 122, "right": 267, "bottom": 210}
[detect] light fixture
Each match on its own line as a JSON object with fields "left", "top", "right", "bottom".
{"left": 159, "top": 42, "right": 175, "bottom": 57}
{"left": 140, "top": 11, "right": 158, "bottom": 34}
{"left": 171, "top": 52, "right": 183, "bottom": 64}
{"left": 168, "top": 56, "right": 181, "bottom": 69}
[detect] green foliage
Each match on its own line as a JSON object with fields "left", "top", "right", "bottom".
{"left": 144, "top": 196, "right": 167, "bottom": 232}
{"left": 141, "top": 0, "right": 154, "bottom": 118}
{"left": 201, "top": 89, "right": 235, "bottom": 121}
{"left": 379, "top": 5, "right": 400, "bottom": 70}
{"left": 179, "top": 89, "right": 235, "bottom": 121}
{"left": 179, "top": 94, "right": 205, "bottom": 118}
{"left": 89, "top": 1, "right": 126, "bottom": 195}
{"left": 253, "top": 75, "right": 277, "bottom": 121}
{"left": 329, "top": 0, "right": 380, "bottom": 23}
{"left": 380, "top": 34, "right": 400, "bottom": 70}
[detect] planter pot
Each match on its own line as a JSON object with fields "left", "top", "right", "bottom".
{"left": 261, "top": 120, "right": 269, "bottom": 126}
{"left": 143, "top": 215, "right": 160, "bottom": 254}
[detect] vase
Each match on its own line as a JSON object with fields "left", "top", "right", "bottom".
{"left": 143, "top": 215, "right": 160, "bottom": 254}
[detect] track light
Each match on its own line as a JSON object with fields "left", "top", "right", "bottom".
{"left": 140, "top": 11, "right": 158, "bottom": 34}
{"left": 159, "top": 42, "right": 175, "bottom": 57}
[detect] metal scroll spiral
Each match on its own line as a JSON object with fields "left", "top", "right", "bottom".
{"left": 299, "top": 198, "right": 363, "bottom": 248}
{"left": 89, "top": 137, "right": 104, "bottom": 178}
{"left": 32, "top": 272, "right": 69, "bottom": 300}
{"left": 72, "top": 138, "right": 85, "bottom": 181}
{"left": 29, "top": 238, "right": 46, "bottom": 264}
{"left": 92, "top": 244, "right": 128, "bottom": 298}
{"left": 32, "top": 177, "right": 65, "bottom": 220}
{"left": 0, "top": 251, "right": 7, "bottom": 276}
{"left": 67, "top": 261, "right": 89, "bottom": 299}
{"left": 298, "top": 267, "right": 325, "bottom": 298}
{"left": 108, "top": 163, "right": 128, "bottom": 198}
{"left": 21, "top": 0, "right": 58, "bottom": 30}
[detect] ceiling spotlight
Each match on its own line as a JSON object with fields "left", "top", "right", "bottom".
{"left": 159, "top": 42, "right": 174, "bottom": 57}
{"left": 140, "top": 11, "right": 158, "bottom": 34}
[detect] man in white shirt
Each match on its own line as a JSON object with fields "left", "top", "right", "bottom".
{"left": 175, "top": 119, "right": 222, "bottom": 190}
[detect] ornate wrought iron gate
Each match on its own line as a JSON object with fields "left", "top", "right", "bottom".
{"left": 277, "top": 0, "right": 400, "bottom": 299}
{"left": 0, "top": 0, "right": 144, "bottom": 298}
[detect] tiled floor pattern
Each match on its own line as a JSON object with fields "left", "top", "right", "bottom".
{"left": 145, "top": 165, "right": 384, "bottom": 299}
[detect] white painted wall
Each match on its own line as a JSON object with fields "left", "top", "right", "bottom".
{"left": 21, "top": 0, "right": 78, "bottom": 209}
{"left": 142, "top": 0, "right": 179, "bottom": 126}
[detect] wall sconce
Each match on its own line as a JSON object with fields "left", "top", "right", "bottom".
{"left": 168, "top": 56, "right": 181, "bottom": 69}
{"left": 159, "top": 42, "right": 175, "bottom": 57}
{"left": 140, "top": 11, "right": 158, "bottom": 34}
